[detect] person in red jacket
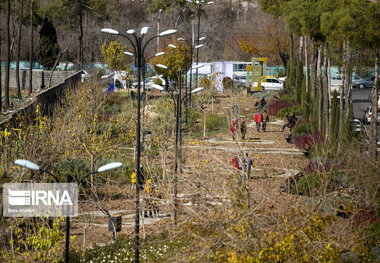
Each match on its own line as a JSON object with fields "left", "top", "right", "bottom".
{"left": 254, "top": 111, "right": 262, "bottom": 132}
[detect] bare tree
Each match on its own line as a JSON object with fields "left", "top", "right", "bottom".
{"left": 4, "top": 0, "right": 11, "bottom": 108}
{"left": 369, "top": 49, "right": 379, "bottom": 160}
{"left": 28, "top": 0, "right": 34, "bottom": 95}
{"left": 15, "top": 0, "right": 25, "bottom": 99}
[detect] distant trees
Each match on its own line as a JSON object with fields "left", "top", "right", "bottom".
{"left": 44, "top": 0, "right": 115, "bottom": 70}
{"left": 151, "top": 41, "right": 191, "bottom": 80}
{"left": 4, "top": 0, "right": 11, "bottom": 109}
{"left": 237, "top": 18, "right": 289, "bottom": 69}
{"left": 37, "top": 17, "right": 60, "bottom": 69}
{"left": 101, "top": 40, "right": 132, "bottom": 72}
{"left": 259, "top": 0, "right": 380, "bottom": 160}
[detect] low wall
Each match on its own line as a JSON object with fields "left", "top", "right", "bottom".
{"left": 0, "top": 69, "right": 76, "bottom": 90}
{"left": 0, "top": 71, "right": 82, "bottom": 130}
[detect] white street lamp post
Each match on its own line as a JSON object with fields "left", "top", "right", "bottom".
{"left": 101, "top": 26, "right": 176, "bottom": 263}
{"left": 14, "top": 159, "right": 122, "bottom": 263}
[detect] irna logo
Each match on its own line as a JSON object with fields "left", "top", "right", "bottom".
{"left": 3, "top": 183, "right": 78, "bottom": 217}
{"left": 8, "top": 189, "right": 73, "bottom": 206}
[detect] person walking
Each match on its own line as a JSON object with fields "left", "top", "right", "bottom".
{"left": 259, "top": 97, "right": 266, "bottom": 111}
{"left": 240, "top": 118, "right": 247, "bottom": 140}
{"left": 131, "top": 169, "right": 136, "bottom": 189}
{"left": 281, "top": 113, "right": 297, "bottom": 132}
{"left": 244, "top": 153, "right": 252, "bottom": 179}
{"left": 230, "top": 117, "right": 238, "bottom": 139}
{"left": 232, "top": 154, "right": 240, "bottom": 170}
{"left": 254, "top": 111, "right": 262, "bottom": 132}
{"left": 261, "top": 110, "right": 269, "bottom": 132}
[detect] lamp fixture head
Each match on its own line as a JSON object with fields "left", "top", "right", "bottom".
{"left": 157, "top": 64, "right": 168, "bottom": 69}
{"left": 101, "top": 28, "right": 120, "bottom": 35}
{"left": 160, "top": 29, "right": 177, "bottom": 36}
{"left": 15, "top": 159, "right": 40, "bottom": 171}
{"left": 140, "top": 27, "right": 150, "bottom": 35}
{"left": 97, "top": 162, "right": 123, "bottom": 172}
{"left": 127, "top": 29, "right": 136, "bottom": 35}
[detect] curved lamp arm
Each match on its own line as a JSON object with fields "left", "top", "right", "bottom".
{"left": 101, "top": 28, "right": 137, "bottom": 57}
{"left": 15, "top": 159, "right": 61, "bottom": 183}
{"left": 78, "top": 162, "right": 123, "bottom": 186}
{"left": 142, "top": 29, "right": 177, "bottom": 55}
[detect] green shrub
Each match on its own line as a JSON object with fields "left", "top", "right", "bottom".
{"left": 54, "top": 158, "right": 90, "bottom": 180}
{"left": 103, "top": 103, "right": 122, "bottom": 114}
{"left": 276, "top": 104, "right": 303, "bottom": 118}
{"left": 104, "top": 92, "right": 124, "bottom": 106}
{"left": 205, "top": 113, "right": 228, "bottom": 131}
{"left": 278, "top": 92, "right": 296, "bottom": 102}
{"left": 290, "top": 172, "right": 322, "bottom": 196}
{"left": 292, "top": 121, "right": 312, "bottom": 135}
{"left": 188, "top": 109, "right": 201, "bottom": 128}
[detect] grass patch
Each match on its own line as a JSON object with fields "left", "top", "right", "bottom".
{"left": 79, "top": 233, "right": 187, "bottom": 263}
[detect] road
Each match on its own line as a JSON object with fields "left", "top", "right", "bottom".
{"left": 352, "top": 87, "right": 371, "bottom": 119}
{"left": 351, "top": 87, "right": 380, "bottom": 141}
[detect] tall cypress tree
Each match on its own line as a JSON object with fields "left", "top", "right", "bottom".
{"left": 296, "top": 60, "right": 304, "bottom": 103}
{"left": 329, "top": 90, "right": 339, "bottom": 143}
{"left": 37, "top": 17, "right": 60, "bottom": 69}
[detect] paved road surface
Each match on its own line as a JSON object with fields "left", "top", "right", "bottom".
{"left": 352, "top": 87, "right": 371, "bottom": 119}
{"left": 351, "top": 87, "right": 380, "bottom": 141}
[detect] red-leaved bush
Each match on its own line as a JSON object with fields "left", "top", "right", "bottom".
{"left": 267, "top": 101, "right": 298, "bottom": 116}
{"left": 293, "top": 133, "right": 325, "bottom": 150}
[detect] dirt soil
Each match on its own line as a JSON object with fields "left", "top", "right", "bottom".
{"left": 69, "top": 92, "right": 319, "bottom": 249}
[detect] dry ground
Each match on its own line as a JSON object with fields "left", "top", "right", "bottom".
{"left": 70, "top": 92, "right": 317, "bottom": 249}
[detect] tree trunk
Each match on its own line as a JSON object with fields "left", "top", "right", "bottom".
{"left": 369, "top": 48, "right": 379, "bottom": 160}
{"left": 28, "top": 0, "right": 34, "bottom": 95}
{"left": 279, "top": 51, "right": 288, "bottom": 70}
{"left": 289, "top": 34, "right": 294, "bottom": 68}
{"left": 48, "top": 39, "right": 72, "bottom": 88}
{"left": 16, "top": 0, "right": 24, "bottom": 99}
{"left": 0, "top": 29, "right": 2, "bottom": 112}
{"left": 323, "top": 44, "right": 329, "bottom": 137}
{"left": 327, "top": 58, "right": 332, "bottom": 128}
{"left": 78, "top": 4, "right": 83, "bottom": 70}
{"left": 299, "top": 35, "right": 303, "bottom": 62}
{"left": 317, "top": 45, "right": 323, "bottom": 133}
{"left": 304, "top": 36, "right": 309, "bottom": 93}
{"left": 4, "top": 0, "right": 11, "bottom": 108}
{"left": 338, "top": 41, "right": 347, "bottom": 152}
{"left": 310, "top": 47, "right": 318, "bottom": 99}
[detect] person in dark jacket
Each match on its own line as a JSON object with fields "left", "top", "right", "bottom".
{"left": 261, "top": 110, "right": 269, "bottom": 132}
{"left": 240, "top": 118, "right": 247, "bottom": 139}
{"left": 281, "top": 113, "right": 297, "bottom": 132}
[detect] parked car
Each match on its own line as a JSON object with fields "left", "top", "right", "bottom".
{"left": 252, "top": 77, "right": 284, "bottom": 90}
{"left": 363, "top": 106, "right": 380, "bottom": 124}
{"left": 330, "top": 74, "right": 363, "bottom": 91}
{"left": 132, "top": 75, "right": 166, "bottom": 90}
{"left": 353, "top": 76, "right": 374, "bottom": 89}
{"left": 351, "top": 118, "right": 367, "bottom": 135}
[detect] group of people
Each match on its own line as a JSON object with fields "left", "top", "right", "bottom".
{"left": 131, "top": 166, "right": 160, "bottom": 218}
{"left": 254, "top": 110, "right": 269, "bottom": 132}
{"left": 230, "top": 117, "right": 247, "bottom": 140}
{"left": 232, "top": 153, "right": 253, "bottom": 179}
{"left": 230, "top": 97, "right": 298, "bottom": 138}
